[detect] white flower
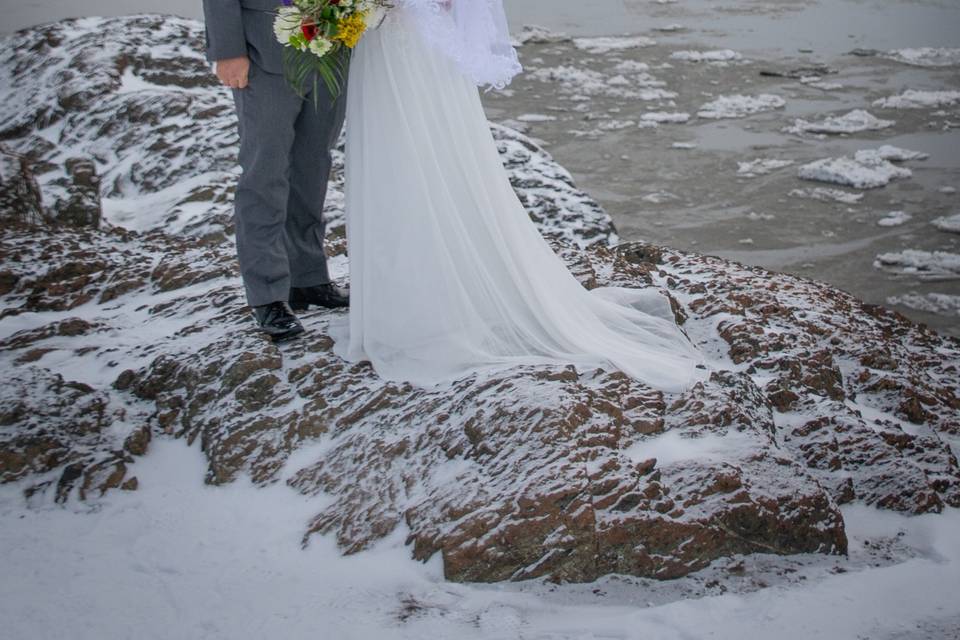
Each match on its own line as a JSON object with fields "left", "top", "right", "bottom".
{"left": 308, "top": 37, "right": 333, "bottom": 57}
{"left": 273, "top": 6, "right": 302, "bottom": 45}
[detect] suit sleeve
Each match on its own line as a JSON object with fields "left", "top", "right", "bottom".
{"left": 202, "top": 0, "right": 249, "bottom": 62}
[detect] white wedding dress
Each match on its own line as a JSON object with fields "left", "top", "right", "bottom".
{"left": 330, "top": 3, "right": 707, "bottom": 392}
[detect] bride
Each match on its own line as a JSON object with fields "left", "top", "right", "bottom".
{"left": 331, "top": 0, "right": 707, "bottom": 392}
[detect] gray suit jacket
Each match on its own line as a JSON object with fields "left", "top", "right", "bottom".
{"left": 202, "top": 0, "right": 286, "bottom": 74}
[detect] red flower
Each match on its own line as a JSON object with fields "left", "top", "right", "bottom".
{"left": 301, "top": 20, "right": 317, "bottom": 41}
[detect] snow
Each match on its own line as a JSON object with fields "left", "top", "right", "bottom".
{"left": 876, "top": 211, "right": 912, "bottom": 227}
{"left": 873, "top": 90, "right": 960, "bottom": 109}
{"left": 623, "top": 429, "right": 756, "bottom": 467}
{"left": 784, "top": 109, "right": 895, "bottom": 135}
{"left": 874, "top": 250, "right": 960, "bottom": 278}
{"left": 3, "top": 446, "right": 959, "bottom": 640}
{"left": 932, "top": 213, "right": 960, "bottom": 234}
{"left": 697, "top": 94, "right": 786, "bottom": 119}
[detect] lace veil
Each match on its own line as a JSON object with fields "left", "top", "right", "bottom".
{"left": 396, "top": 0, "right": 522, "bottom": 89}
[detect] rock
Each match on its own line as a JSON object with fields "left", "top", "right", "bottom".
{"left": 1, "top": 16, "right": 959, "bottom": 586}
{"left": 0, "top": 368, "right": 147, "bottom": 500}
{"left": 51, "top": 157, "right": 102, "bottom": 228}
{"left": 0, "top": 146, "right": 46, "bottom": 225}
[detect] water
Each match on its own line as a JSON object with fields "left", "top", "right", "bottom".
{"left": 6, "top": 0, "right": 960, "bottom": 54}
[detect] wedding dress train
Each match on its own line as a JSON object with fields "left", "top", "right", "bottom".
{"left": 330, "top": 8, "right": 707, "bottom": 392}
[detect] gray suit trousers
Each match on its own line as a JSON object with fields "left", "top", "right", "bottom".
{"left": 232, "top": 65, "right": 347, "bottom": 307}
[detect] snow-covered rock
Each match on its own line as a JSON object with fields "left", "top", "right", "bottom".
{"left": 2, "top": 16, "right": 960, "bottom": 587}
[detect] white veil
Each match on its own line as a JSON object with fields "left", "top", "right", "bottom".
{"left": 396, "top": 0, "right": 522, "bottom": 89}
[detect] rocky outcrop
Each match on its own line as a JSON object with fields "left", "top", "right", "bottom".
{"left": 1, "top": 16, "right": 958, "bottom": 584}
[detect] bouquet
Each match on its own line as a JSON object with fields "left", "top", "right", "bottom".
{"left": 273, "top": 0, "right": 391, "bottom": 100}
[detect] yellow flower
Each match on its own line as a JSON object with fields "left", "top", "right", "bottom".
{"left": 334, "top": 12, "right": 367, "bottom": 49}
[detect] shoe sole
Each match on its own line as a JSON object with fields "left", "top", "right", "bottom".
{"left": 267, "top": 326, "right": 305, "bottom": 343}
{"left": 289, "top": 302, "right": 348, "bottom": 311}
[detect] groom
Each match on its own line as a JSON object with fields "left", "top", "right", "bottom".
{"left": 202, "top": 0, "right": 349, "bottom": 342}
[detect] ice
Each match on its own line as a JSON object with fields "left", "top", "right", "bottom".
{"left": 874, "top": 250, "right": 960, "bottom": 278}
{"left": 873, "top": 90, "right": 960, "bottom": 109}
{"left": 798, "top": 157, "right": 910, "bottom": 190}
{"left": 797, "top": 146, "right": 926, "bottom": 190}
{"left": 528, "top": 65, "right": 676, "bottom": 101}
{"left": 697, "top": 94, "right": 786, "bottom": 119}
{"left": 883, "top": 48, "right": 960, "bottom": 68}
{"left": 515, "top": 25, "right": 571, "bottom": 45}
{"left": 598, "top": 119, "right": 636, "bottom": 131}
{"left": 670, "top": 50, "right": 743, "bottom": 63}
{"left": 640, "top": 111, "right": 691, "bottom": 124}
{"left": 855, "top": 145, "right": 929, "bottom": 162}
{"left": 784, "top": 109, "right": 895, "bottom": 135}
{"left": 887, "top": 292, "right": 960, "bottom": 316}
{"left": 788, "top": 188, "right": 865, "bottom": 204}
{"left": 876, "top": 211, "right": 912, "bottom": 227}
{"left": 516, "top": 113, "right": 557, "bottom": 123}
{"left": 572, "top": 36, "right": 656, "bottom": 54}
{"left": 737, "top": 158, "right": 794, "bottom": 177}
{"left": 932, "top": 214, "right": 960, "bottom": 234}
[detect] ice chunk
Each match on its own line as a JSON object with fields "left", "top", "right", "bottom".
{"left": 785, "top": 110, "right": 895, "bottom": 135}
{"left": 697, "top": 94, "right": 786, "bottom": 119}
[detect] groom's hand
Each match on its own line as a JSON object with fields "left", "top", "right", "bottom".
{"left": 215, "top": 56, "right": 250, "bottom": 89}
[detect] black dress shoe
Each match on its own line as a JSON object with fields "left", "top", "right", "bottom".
{"left": 251, "top": 301, "right": 304, "bottom": 342}
{"left": 289, "top": 283, "right": 350, "bottom": 311}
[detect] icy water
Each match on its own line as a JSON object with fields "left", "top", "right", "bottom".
{"left": 5, "top": 0, "right": 960, "bottom": 336}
